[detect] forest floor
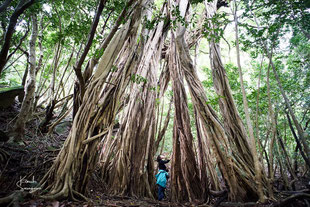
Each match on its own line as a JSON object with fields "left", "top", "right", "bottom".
{"left": 1, "top": 102, "right": 310, "bottom": 207}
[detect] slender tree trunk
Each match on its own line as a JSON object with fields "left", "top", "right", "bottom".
{"left": 277, "top": 148, "right": 290, "bottom": 190}
{"left": 293, "top": 145, "right": 299, "bottom": 176}
{"left": 277, "top": 130, "right": 297, "bottom": 181}
{"left": 18, "top": 61, "right": 28, "bottom": 102}
{"left": 12, "top": 14, "right": 38, "bottom": 141}
{"left": 249, "top": 4, "right": 310, "bottom": 167}
{"left": 206, "top": 0, "right": 254, "bottom": 173}
{"left": 266, "top": 60, "right": 277, "bottom": 198}
{"left": 269, "top": 59, "right": 310, "bottom": 160}
{"left": 255, "top": 55, "right": 264, "bottom": 160}
{"left": 39, "top": 42, "right": 63, "bottom": 132}
{"left": 286, "top": 112, "right": 310, "bottom": 168}
{"left": 233, "top": 0, "right": 266, "bottom": 202}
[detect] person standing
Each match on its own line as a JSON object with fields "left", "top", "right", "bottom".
{"left": 156, "top": 169, "right": 169, "bottom": 201}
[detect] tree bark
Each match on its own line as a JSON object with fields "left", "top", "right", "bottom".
{"left": 233, "top": 0, "right": 266, "bottom": 202}
{"left": 266, "top": 60, "right": 276, "bottom": 198}
{"left": 12, "top": 14, "right": 38, "bottom": 141}
{"left": 104, "top": 5, "right": 168, "bottom": 197}
{"left": 194, "top": 109, "right": 208, "bottom": 199}
{"left": 39, "top": 2, "right": 146, "bottom": 200}
{"left": 168, "top": 1, "right": 204, "bottom": 202}
{"left": 286, "top": 112, "right": 310, "bottom": 168}
{"left": 72, "top": 0, "right": 106, "bottom": 118}
{"left": 167, "top": 0, "right": 266, "bottom": 201}
{"left": 206, "top": 0, "right": 255, "bottom": 175}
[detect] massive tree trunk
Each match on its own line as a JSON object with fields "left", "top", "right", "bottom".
{"left": 39, "top": 3, "right": 145, "bottom": 200}
{"left": 12, "top": 14, "right": 38, "bottom": 142}
{"left": 167, "top": 0, "right": 267, "bottom": 201}
{"left": 72, "top": 0, "right": 136, "bottom": 119}
{"left": 103, "top": 6, "right": 169, "bottom": 198}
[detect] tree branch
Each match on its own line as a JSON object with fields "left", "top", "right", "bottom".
{"left": 74, "top": 0, "right": 106, "bottom": 99}
{"left": 0, "top": 0, "right": 35, "bottom": 75}
{"left": 6, "top": 21, "right": 30, "bottom": 62}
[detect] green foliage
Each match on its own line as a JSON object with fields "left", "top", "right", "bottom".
{"left": 111, "top": 65, "right": 118, "bottom": 72}
{"left": 130, "top": 74, "right": 148, "bottom": 84}
{"left": 190, "top": 0, "right": 205, "bottom": 5}
{"left": 170, "top": 5, "right": 188, "bottom": 30}
{"left": 203, "top": 12, "right": 230, "bottom": 43}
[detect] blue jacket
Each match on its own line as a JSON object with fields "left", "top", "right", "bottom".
{"left": 156, "top": 170, "right": 169, "bottom": 188}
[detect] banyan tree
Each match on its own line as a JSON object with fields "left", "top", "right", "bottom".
{"left": 1, "top": 0, "right": 305, "bottom": 205}
{"left": 38, "top": 0, "right": 270, "bottom": 202}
